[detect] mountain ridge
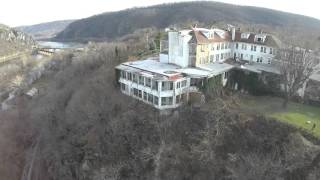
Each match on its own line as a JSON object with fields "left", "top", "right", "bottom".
{"left": 54, "top": 1, "right": 320, "bottom": 43}
{"left": 16, "top": 20, "right": 75, "bottom": 40}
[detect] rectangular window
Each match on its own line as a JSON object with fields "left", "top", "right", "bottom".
{"left": 221, "top": 53, "right": 224, "bottom": 60}
{"left": 211, "top": 44, "right": 214, "bottom": 51}
{"left": 145, "top": 78, "right": 151, "bottom": 88}
{"left": 176, "top": 95, "right": 181, "bottom": 104}
{"left": 250, "top": 55, "right": 253, "bottom": 61}
{"left": 161, "top": 97, "right": 166, "bottom": 106}
{"left": 152, "top": 81, "right": 158, "bottom": 90}
{"left": 121, "top": 71, "right": 126, "bottom": 79}
{"left": 148, "top": 94, "right": 153, "bottom": 103}
{"left": 132, "top": 74, "right": 138, "bottom": 83}
{"left": 217, "top": 44, "right": 220, "bottom": 50}
{"left": 139, "top": 76, "right": 144, "bottom": 85}
{"left": 143, "top": 92, "right": 147, "bottom": 101}
{"left": 201, "top": 45, "right": 205, "bottom": 52}
{"left": 268, "top": 58, "right": 271, "bottom": 64}
{"left": 251, "top": 45, "right": 253, "bottom": 51}
{"left": 133, "top": 88, "right": 139, "bottom": 96}
{"left": 127, "top": 72, "right": 132, "bottom": 81}
{"left": 161, "top": 97, "right": 173, "bottom": 106}
{"left": 210, "top": 55, "right": 214, "bottom": 62}
{"left": 201, "top": 57, "right": 206, "bottom": 64}
{"left": 121, "top": 83, "right": 126, "bottom": 91}
{"left": 154, "top": 96, "right": 158, "bottom": 105}
{"left": 181, "top": 80, "right": 187, "bottom": 87}
{"left": 264, "top": 47, "right": 266, "bottom": 53}
{"left": 224, "top": 72, "right": 228, "bottom": 79}
{"left": 225, "top": 43, "right": 228, "bottom": 49}
{"left": 162, "top": 81, "right": 173, "bottom": 91}
{"left": 221, "top": 43, "right": 224, "bottom": 50}
{"left": 260, "top": 47, "right": 263, "bottom": 52}
{"left": 138, "top": 90, "right": 142, "bottom": 98}
{"left": 254, "top": 46, "right": 257, "bottom": 51}
{"left": 169, "top": 82, "right": 173, "bottom": 90}
{"left": 269, "top": 48, "right": 273, "bottom": 54}
{"left": 176, "top": 82, "right": 181, "bottom": 89}
{"left": 236, "top": 43, "right": 238, "bottom": 49}
{"left": 169, "top": 97, "right": 173, "bottom": 105}
{"left": 216, "top": 54, "right": 219, "bottom": 61}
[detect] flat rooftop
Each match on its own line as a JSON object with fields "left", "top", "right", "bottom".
{"left": 197, "top": 63, "right": 234, "bottom": 77}
{"left": 117, "top": 59, "right": 234, "bottom": 79}
{"left": 237, "top": 63, "right": 280, "bottom": 74}
{"left": 121, "top": 60, "right": 181, "bottom": 76}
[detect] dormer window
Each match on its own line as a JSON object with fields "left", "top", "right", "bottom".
{"left": 255, "top": 35, "right": 267, "bottom": 43}
{"left": 209, "top": 32, "right": 214, "bottom": 39}
{"left": 241, "top": 33, "right": 250, "bottom": 39}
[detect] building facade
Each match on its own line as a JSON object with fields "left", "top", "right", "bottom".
{"left": 116, "top": 25, "right": 279, "bottom": 110}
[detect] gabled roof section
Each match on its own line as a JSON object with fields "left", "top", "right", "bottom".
{"left": 234, "top": 31, "right": 279, "bottom": 47}
{"left": 190, "top": 28, "right": 231, "bottom": 44}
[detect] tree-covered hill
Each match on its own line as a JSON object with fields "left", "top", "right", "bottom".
{"left": 16, "top": 20, "right": 75, "bottom": 40}
{"left": 55, "top": 1, "right": 320, "bottom": 43}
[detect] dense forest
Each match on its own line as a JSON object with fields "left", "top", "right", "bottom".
{"left": 55, "top": 1, "right": 320, "bottom": 47}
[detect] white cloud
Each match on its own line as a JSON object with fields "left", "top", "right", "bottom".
{"left": 0, "top": 0, "right": 319, "bottom": 27}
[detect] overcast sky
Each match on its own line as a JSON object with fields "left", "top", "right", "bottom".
{"left": 1, "top": 0, "right": 319, "bottom": 27}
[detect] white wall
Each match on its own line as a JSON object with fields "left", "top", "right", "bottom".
{"left": 232, "top": 42, "right": 275, "bottom": 64}
{"left": 208, "top": 42, "right": 232, "bottom": 63}
{"left": 160, "top": 53, "right": 169, "bottom": 63}
{"left": 168, "top": 31, "right": 192, "bottom": 67}
{"left": 119, "top": 70, "right": 191, "bottom": 109}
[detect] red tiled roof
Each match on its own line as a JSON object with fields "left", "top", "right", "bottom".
{"left": 188, "top": 28, "right": 279, "bottom": 47}
{"left": 190, "top": 29, "right": 231, "bottom": 44}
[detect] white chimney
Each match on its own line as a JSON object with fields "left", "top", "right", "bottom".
{"left": 232, "top": 27, "right": 236, "bottom": 41}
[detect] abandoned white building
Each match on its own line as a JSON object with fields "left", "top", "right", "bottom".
{"left": 116, "top": 25, "right": 280, "bottom": 109}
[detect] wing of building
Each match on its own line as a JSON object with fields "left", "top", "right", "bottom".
{"left": 116, "top": 25, "right": 280, "bottom": 110}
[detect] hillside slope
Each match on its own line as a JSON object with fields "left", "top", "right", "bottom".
{"left": 0, "top": 24, "right": 35, "bottom": 56}
{"left": 1, "top": 43, "right": 319, "bottom": 180}
{"left": 55, "top": 1, "right": 320, "bottom": 42}
{"left": 16, "top": 20, "right": 75, "bottom": 40}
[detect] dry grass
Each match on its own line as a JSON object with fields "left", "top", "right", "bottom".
{"left": 239, "top": 95, "right": 320, "bottom": 137}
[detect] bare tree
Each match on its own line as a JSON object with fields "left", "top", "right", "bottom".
{"left": 277, "top": 47, "right": 318, "bottom": 108}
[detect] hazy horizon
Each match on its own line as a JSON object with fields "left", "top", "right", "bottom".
{"left": 1, "top": 0, "right": 320, "bottom": 27}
